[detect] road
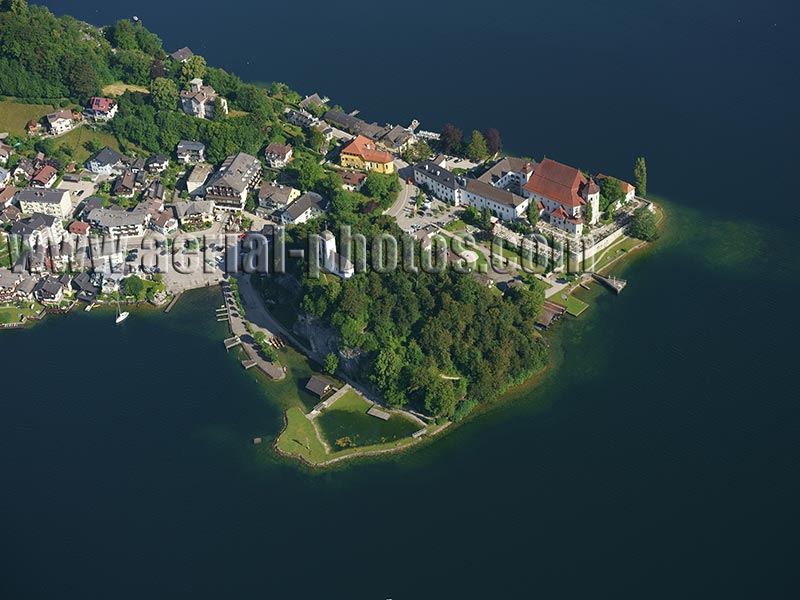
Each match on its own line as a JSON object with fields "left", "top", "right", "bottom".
{"left": 384, "top": 158, "right": 415, "bottom": 218}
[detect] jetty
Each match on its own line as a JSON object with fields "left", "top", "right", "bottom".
{"left": 591, "top": 273, "right": 627, "bottom": 294}
{"left": 224, "top": 336, "right": 241, "bottom": 350}
{"left": 241, "top": 359, "right": 257, "bottom": 370}
{"left": 163, "top": 293, "right": 182, "bottom": 313}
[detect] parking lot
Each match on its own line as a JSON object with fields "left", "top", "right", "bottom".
{"left": 57, "top": 175, "right": 107, "bottom": 215}
{"left": 394, "top": 195, "right": 462, "bottom": 235}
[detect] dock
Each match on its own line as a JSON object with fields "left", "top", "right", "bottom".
{"left": 367, "top": 405, "right": 391, "bottom": 421}
{"left": 224, "top": 336, "right": 241, "bottom": 350}
{"left": 241, "top": 359, "right": 257, "bottom": 370}
{"left": 163, "top": 292, "right": 182, "bottom": 313}
{"left": 591, "top": 273, "right": 627, "bottom": 294}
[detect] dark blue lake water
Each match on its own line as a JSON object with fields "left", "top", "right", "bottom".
{"left": 2, "top": 1, "right": 798, "bottom": 598}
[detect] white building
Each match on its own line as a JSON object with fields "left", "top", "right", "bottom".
{"left": 45, "top": 109, "right": 73, "bottom": 135}
{"left": 86, "top": 147, "right": 126, "bottom": 176}
{"left": 17, "top": 188, "right": 72, "bottom": 219}
{"left": 180, "top": 79, "right": 228, "bottom": 120}
{"left": 281, "top": 192, "right": 325, "bottom": 225}
{"left": 203, "top": 152, "right": 262, "bottom": 210}
{"left": 319, "top": 230, "right": 354, "bottom": 279}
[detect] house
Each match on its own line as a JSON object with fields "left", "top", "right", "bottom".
{"left": 281, "top": 192, "right": 325, "bottom": 225}
{"left": 86, "top": 206, "right": 150, "bottom": 237}
{"left": 522, "top": 158, "right": 600, "bottom": 233}
{"left": 0, "top": 205, "right": 21, "bottom": 224}
{"left": 286, "top": 109, "right": 318, "bottom": 128}
{"left": 378, "top": 125, "right": 413, "bottom": 152}
{"left": 0, "top": 141, "right": 12, "bottom": 165}
{"left": 34, "top": 274, "right": 70, "bottom": 304}
{"left": 0, "top": 269, "right": 23, "bottom": 302}
{"left": 324, "top": 109, "right": 388, "bottom": 140}
{"left": 146, "top": 154, "right": 169, "bottom": 174}
{"left": 15, "top": 275, "right": 36, "bottom": 300}
{"left": 185, "top": 163, "right": 214, "bottom": 196}
{"left": 86, "top": 147, "right": 126, "bottom": 175}
{"left": 68, "top": 221, "right": 90, "bottom": 236}
{"left": 299, "top": 93, "right": 329, "bottom": 110}
{"left": 128, "top": 157, "right": 146, "bottom": 173}
{"left": 46, "top": 109, "right": 74, "bottom": 135}
{"left": 256, "top": 182, "right": 300, "bottom": 217}
{"left": 176, "top": 140, "right": 206, "bottom": 164}
{"left": 112, "top": 170, "right": 136, "bottom": 198}
{"left": 338, "top": 170, "right": 366, "bottom": 192}
{"left": 10, "top": 213, "right": 65, "bottom": 246}
{"left": 79, "top": 196, "right": 104, "bottom": 220}
{"left": 17, "top": 188, "right": 71, "bottom": 219}
{"left": 203, "top": 152, "right": 262, "bottom": 210}
{"left": 180, "top": 78, "right": 228, "bottom": 120}
{"left": 170, "top": 47, "right": 194, "bottom": 62}
{"left": 26, "top": 120, "right": 41, "bottom": 134}
{"left": 305, "top": 375, "right": 334, "bottom": 398}
{"left": 30, "top": 165, "right": 58, "bottom": 188}
{"left": 0, "top": 167, "right": 8, "bottom": 186}
{"left": 173, "top": 200, "right": 215, "bottom": 228}
{"left": 596, "top": 174, "right": 636, "bottom": 207}
{"left": 340, "top": 135, "right": 395, "bottom": 174}
{"left": 85, "top": 97, "right": 118, "bottom": 120}
{"left": 264, "top": 143, "right": 292, "bottom": 169}
{"left": 150, "top": 207, "right": 178, "bottom": 235}
{"left": 13, "top": 158, "right": 35, "bottom": 182}
{"left": 143, "top": 180, "right": 166, "bottom": 202}
{"left": 71, "top": 271, "right": 100, "bottom": 303}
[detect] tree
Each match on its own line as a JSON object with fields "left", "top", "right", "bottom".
{"left": 599, "top": 176, "right": 624, "bottom": 212}
{"left": 484, "top": 128, "right": 502, "bottom": 155}
{"left": 634, "top": 156, "right": 647, "bottom": 197}
{"left": 122, "top": 276, "right": 145, "bottom": 300}
{"left": 308, "top": 127, "right": 325, "bottom": 153}
{"left": 290, "top": 156, "right": 324, "bottom": 191}
{"left": 527, "top": 201, "right": 539, "bottom": 227}
{"left": 181, "top": 55, "right": 206, "bottom": 81}
{"left": 465, "top": 130, "right": 488, "bottom": 161}
{"left": 439, "top": 123, "right": 463, "bottom": 154}
{"left": 324, "top": 352, "right": 339, "bottom": 375}
{"left": 150, "top": 77, "right": 178, "bottom": 112}
{"left": 84, "top": 138, "right": 104, "bottom": 153}
{"left": 628, "top": 206, "right": 658, "bottom": 241}
{"left": 585, "top": 201, "right": 593, "bottom": 224}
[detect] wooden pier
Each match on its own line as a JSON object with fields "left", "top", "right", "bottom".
{"left": 241, "top": 359, "right": 257, "bottom": 370}
{"left": 163, "top": 293, "right": 182, "bottom": 313}
{"left": 591, "top": 273, "right": 627, "bottom": 294}
{"left": 224, "top": 336, "right": 241, "bottom": 350}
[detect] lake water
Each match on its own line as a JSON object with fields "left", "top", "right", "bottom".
{"left": 3, "top": 1, "right": 799, "bottom": 598}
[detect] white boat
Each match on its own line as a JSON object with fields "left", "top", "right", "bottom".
{"left": 115, "top": 299, "right": 129, "bottom": 324}
{"left": 85, "top": 303, "right": 94, "bottom": 312}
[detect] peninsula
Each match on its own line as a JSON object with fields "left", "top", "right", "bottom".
{"left": 0, "top": 1, "right": 661, "bottom": 466}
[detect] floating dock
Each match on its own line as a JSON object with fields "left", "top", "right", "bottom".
{"left": 367, "top": 405, "right": 391, "bottom": 421}
{"left": 163, "top": 292, "right": 182, "bottom": 313}
{"left": 591, "top": 273, "right": 627, "bottom": 294}
{"left": 241, "top": 359, "right": 257, "bottom": 370}
{"left": 224, "top": 336, "right": 241, "bottom": 350}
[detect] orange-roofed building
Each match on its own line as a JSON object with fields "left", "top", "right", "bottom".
{"left": 340, "top": 135, "right": 395, "bottom": 174}
{"left": 523, "top": 158, "right": 600, "bottom": 233}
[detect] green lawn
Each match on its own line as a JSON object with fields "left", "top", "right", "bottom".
{"left": 276, "top": 407, "right": 328, "bottom": 464}
{"left": 0, "top": 100, "right": 54, "bottom": 135}
{"left": 0, "top": 302, "right": 45, "bottom": 324}
{"left": 52, "top": 126, "right": 122, "bottom": 164}
{"left": 444, "top": 219, "right": 467, "bottom": 232}
{"left": 316, "top": 390, "right": 420, "bottom": 450}
{"left": 590, "top": 235, "right": 643, "bottom": 271}
{"left": 547, "top": 292, "right": 589, "bottom": 317}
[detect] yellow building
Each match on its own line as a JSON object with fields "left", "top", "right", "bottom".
{"left": 340, "top": 135, "right": 395, "bottom": 174}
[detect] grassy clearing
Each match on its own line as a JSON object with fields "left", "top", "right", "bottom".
{"left": 590, "top": 235, "right": 643, "bottom": 272}
{"left": 276, "top": 407, "right": 328, "bottom": 463}
{"left": 548, "top": 292, "right": 589, "bottom": 317}
{"left": 0, "top": 302, "right": 45, "bottom": 324}
{"left": 52, "top": 126, "right": 121, "bottom": 164}
{"left": 316, "top": 390, "right": 419, "bottom": 449}
{"left": 0, "top": 100, "right": 55, "bottom": 135}
{"left": 102, "top": 82, "right": 149, "bottom": 96}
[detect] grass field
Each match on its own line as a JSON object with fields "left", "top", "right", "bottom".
{"left": 0, "top": 302, "right": 45, "bottom": 324}
{"left": 0, "top": 101, "right": 54, "bottom": 135}
{"left": 102, "top": 82, "right": 149, "bottom": 96}
{"left": 52, "top": 126, "right": 122, "bottom": 164}
{"left": 548, "top": 292, "right": 589, "bottom": 316}
{"left": 591, "top": 235, "right": 643, "bottom": 272}
{"left": 316, "top": 390, "right": 419, "bottom": 449}
{"left": 276, "top": 407, "right": 329, "bottom": 463}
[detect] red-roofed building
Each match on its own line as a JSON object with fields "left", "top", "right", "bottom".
{"left": 523, "top": 158, "right": 599, "bottom": 233}
{"left": 31, "top": 165, "right": 58, "bottom": 188}
{"left": 340, "top": 135, "right": 395, "bottom": 174}
{"left": 86, "top": 97, "right": 118, "bottom": 120}
{"left": 68, "top": 221, "right": 90, "bottom": 236}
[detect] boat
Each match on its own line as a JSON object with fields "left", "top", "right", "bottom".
{"left": 84, "top": 303, "right": 94, "bottom": 312}
{"left": 115, "top": 299, "right": 129, "bottom": 324}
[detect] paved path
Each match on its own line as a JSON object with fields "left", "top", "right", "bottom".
{"left": 307, "top": 383, "right": 352, "bottom": 418}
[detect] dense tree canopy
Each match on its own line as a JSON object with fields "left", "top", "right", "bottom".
{"left": 628, "top": 206, "right": 658, "bottom": 241}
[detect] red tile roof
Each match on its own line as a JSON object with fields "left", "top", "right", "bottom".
{"left": 341, "top": 135, "right": 393, "bottom": 164}
{"left": 88, "top": 97, "right": 116, "bottom": 113}
{"left": 524, "top": 158, "right": 588, "bottom": 208}
{"left": 596, "top": 173, "right": 635, "bottom": 194}
{"left": 32, "top": 165, "right": 57, "bottom": 185}
{"left": 68, "top": 221, "right": 90, "bottom": 235}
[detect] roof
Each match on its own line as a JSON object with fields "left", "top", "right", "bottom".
{"left": 152, "top": 208, "right": 177, "bottom": 228}
{"left": 173, "top": 200, "right": 215, "bottom": 219}
{"left": 324, "top": 109, "right": 387, "bottom": 139}
{"left": 146, "top": 154, "right": 169, "bottom": 166}
{"left": 68, "top": 221, "right": 90, "bottom": 235}
{"left": 305, "top": 375, "right": 333, "bottom": 397}
{"left": 341, "top": 135, "right": 393, "bottom": 164}
{"left": 87, "top": 97, "right": 116, "bottom": 113}
{"left": 170, "top": 47, "right": 194, "bottom": 62}
{"left": 299, "top": 93, "right": 327, "bottom": 109}
{"left": 32, "top": 165, "right": 57, "bottom": 185}
{"left": 87, "top": 207, "right": 147, "bottom": 228}
{"left": 46, "top": 109, "right": 72, "bottom": 124}
{"left": 10, "top": 212, "right": 58, "bottom": 237}
{"left": 88, "top": 146, "right": 124, "bottom": 168}
{"left": 380, "top": 125, "right": 411, "bottom": 148}
{"left": 205, "top": 152, "right": 261, "bottom": 195}
{"left": 285, "top": 192, "right": 324, "bottom": 220}
{"left": 478, "top": 157, "right": 535, "bottom": 185}
{"left": 523, "top": 158, "right": 589, "bottom": 208}
{"left": 265, "top": 143, "right": 292, "bottom": 159}
{"left": 258, "top": 182, "right": 296, "bottom": 205}
{"left": 464, "top": 178, "right": 527, "bottom": 207}
{"left": 177, "top": 140, "right": 206, "bottom": 152}
{"left": 17, "top": 188, "right": 67, "bottom": 205}
{"left": 187, "top": 163, "right": 214, "bottom": 185}
{"left": 413, "top": 161, "right": 462, "bottom": 190}
{"left": 0, "top": 185, "right": 17, "bottom": 205}
{"left": 338, "top": 170, "right": 366, "bottom": 187}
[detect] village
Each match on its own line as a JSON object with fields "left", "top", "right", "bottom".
{"left": 0, "top": 45, "right": 654, "bottom": 334}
